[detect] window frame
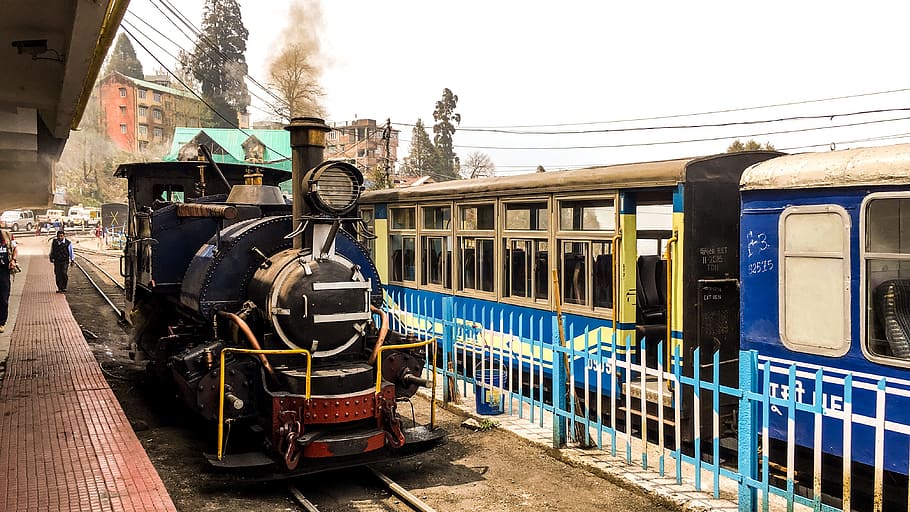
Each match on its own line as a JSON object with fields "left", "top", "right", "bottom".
{"left": 500, "top": 197, "right": 552, "bottom": 308}
{"left": 456, "top": 202, "right": 497, "bottom": 297}
{"left": 388, "top": 205, "right": 417, "bottom": 285}
{"left": 778, "top": 204, "right": 851, "bottom": 357}
{"left": 419, "top": 203, "right": 453, "bottom": 290}
{"left": 359, "top": 207, "right": 376, "bottom": 259}
{"left": 554, "top": 194, "right": 618, "bottom": 317}
{"left": 860, "top": 192, "right": 910, "bottom": 367}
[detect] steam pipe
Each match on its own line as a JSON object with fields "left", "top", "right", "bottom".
{"left": 285, "top": 118, "right": 331, "bottom": 250}
{"left": 216, "top": 311, "right": 274, "bottom": 374}
{"left": 368, "top": 305, "right": 388, "bottom": 365}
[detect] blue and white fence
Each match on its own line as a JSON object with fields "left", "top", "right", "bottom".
{"left": 384, "top": 290, "right": 910, "bottom": 512}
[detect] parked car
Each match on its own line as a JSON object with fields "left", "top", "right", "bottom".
{"left": 66, "top": 206, "right": 89, "bottom": 228}
{"left": 0, "top": 209, "right": 34, "bottom": 232}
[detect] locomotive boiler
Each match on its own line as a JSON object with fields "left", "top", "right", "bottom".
{"left": 119, "top": 118, "right": 443, "bottom": 473}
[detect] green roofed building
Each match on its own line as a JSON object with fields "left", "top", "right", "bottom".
{"left": 164, "top": 127, "right": 293, "bottom": 193}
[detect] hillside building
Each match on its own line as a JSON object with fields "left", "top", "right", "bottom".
{"left": 96, "top": 72, "right": 207, "bottom": 153}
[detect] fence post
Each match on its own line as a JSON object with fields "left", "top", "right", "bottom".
{"left": 442, "top": 296, "right": 454, "bottom": 403}
{"left": 737, "top": 349, "right": 759, "bottom": 512}
{"left": 552, "top": 315, "right": 567, "bottom": 448}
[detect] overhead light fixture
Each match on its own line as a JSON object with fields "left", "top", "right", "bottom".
{"left": 11, "top": 39, "right": 64, "bottom": 62}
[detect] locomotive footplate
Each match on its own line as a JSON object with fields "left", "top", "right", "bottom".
{"left": 204, "top": 425, "right": 446, "bottom": 476}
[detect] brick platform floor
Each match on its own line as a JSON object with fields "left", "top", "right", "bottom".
{"left": 0, "top": 241, "right": 176, "bottom": 511}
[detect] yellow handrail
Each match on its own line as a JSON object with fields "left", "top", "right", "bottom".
{"left": 611, "top": 233, "right": 622, "bottom": 337}
{"left": 663, "top": 232, "right": 678, "bottom": 373}
{"left": 374, "top": 338, "right": 437, "bottom": 392}
{"left": 217, "top": 347, "right": 312, "bottom": 460}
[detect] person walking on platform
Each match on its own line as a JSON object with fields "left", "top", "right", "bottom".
{"left": 50, "top": 230, "right": 74, "bottom": 293}
{"left": 0, "top": 229, "right": 18, "bottom": 332}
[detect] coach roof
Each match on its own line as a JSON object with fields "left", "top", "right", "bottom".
{"left": 741, "top": 143, "right": 910, "bottom": 190}
{"left": 362, "top": 157, "right": 695, "bottom": 203}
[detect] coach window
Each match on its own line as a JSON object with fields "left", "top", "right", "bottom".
{"left": 557, "top": 197, "right": 615, "bottom": 311}
{"left": 458, "top": 204, "right": 495, "bottom": 294}
{"left": 779, "top": 205, "right": 850, "bottom": 356}
{"left": 503, "top": 200, "right": 550, "bottom": 303}
{"left": 421, "top": 205, "right": 452, "bottom": 289}
{"left": 389, "top": 207, "right": 416, "bottom": 283}
{"left": 863, "top": 196, "right": 910, "bottom": 365}
{"left": 360, "top": 207, "right": 375, "bottom": 259}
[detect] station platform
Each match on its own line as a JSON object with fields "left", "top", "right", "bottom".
{"left": 0, "top": 238, "right": 176, "bottom": 511}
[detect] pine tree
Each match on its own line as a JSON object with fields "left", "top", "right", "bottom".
{"left": 104, "top": 34, "right": 144, "bottom": 79}
{"left": 400, "top": 119, "right": 439, "bottom": 178}
{"left": 189, "top": 0, "right": 251, "bottom": 128}
{"left": 432, "top": 88, "right": 461, "bottom": 181}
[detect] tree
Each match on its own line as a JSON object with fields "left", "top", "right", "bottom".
{"left": 461, "top": 152, "right": 495, "bottom": 179}
{"left": 399, "top": 119, "right": 439, "bottom": 179}
{"left": 727, "top": 139, "right": 776, "bottom": 152}
{"left": 268, "top": 43, "right": 324, "bottom": 120}
{"left": 104, "top": 33, "right": 144, "bottom": 79}
{"left": 432, "top": 88, "right": 461, "bottom": 181}
{"left": 188, "top": 0, "right": 251, "bottom": 128}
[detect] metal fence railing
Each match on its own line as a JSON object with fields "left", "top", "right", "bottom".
{"left": 384, "top": 289, "right": 910, "bottom": 512}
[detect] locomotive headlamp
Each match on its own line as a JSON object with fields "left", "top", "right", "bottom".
{"left": 303, "top": 161, "right": 364, "bottom": 215}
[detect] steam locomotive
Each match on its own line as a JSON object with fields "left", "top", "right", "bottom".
{"left": 117, "top": 118, "right": 444, "bottom": 474}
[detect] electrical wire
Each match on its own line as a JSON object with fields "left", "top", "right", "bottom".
{"left": 122, "top": 24, "right": 291, "bottom": 161}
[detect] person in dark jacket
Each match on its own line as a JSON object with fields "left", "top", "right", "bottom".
{"left": 0, "top": 229, "right": 17, "bottom": 332}
{"left": 49, "top": 230, "right": 74, "bottom": 293}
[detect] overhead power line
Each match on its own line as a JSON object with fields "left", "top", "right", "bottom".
{"left": 122, "top": 25, "right": 291, "bottom": 161}
{"left": 451, "top": 87, "right": 910, "bottom": 130}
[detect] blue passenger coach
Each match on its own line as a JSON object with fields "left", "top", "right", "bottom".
{"left": 740, "top": 144, "right": 910, "bottom": 475}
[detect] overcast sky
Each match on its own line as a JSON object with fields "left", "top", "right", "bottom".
{"left": 124, "top": 0, "right": 910, "bottom": 174}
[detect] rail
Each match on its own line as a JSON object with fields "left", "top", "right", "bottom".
{"left": 216, "top": 347, "right": 312, "bottom": 460}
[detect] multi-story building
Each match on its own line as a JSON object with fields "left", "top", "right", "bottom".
{"left": 96, "top": 72, "right": 207, "bottom": 153}
{"left": 327, "top": 119, "right": 399, "bottom": 173}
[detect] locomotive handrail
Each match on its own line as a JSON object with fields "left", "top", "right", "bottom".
{"left": 217, "top": 347, "right": 313, "bottom": 461}
{"left": 374, "top": 338, "right": 437, "bottom": 392}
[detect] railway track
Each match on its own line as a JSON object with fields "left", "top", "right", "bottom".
{"left": 73, "top": 250, "right": 127, "bottom": 322}
{"left": 288, "top": 467, "right": 437, "bottom": 512}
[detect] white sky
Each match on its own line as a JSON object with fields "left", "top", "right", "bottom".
{"left": 124, "top": 0, "right": 910, "bottom": 175}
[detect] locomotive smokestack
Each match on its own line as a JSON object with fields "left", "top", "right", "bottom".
{"left": 286, "top": 117, "right": 331, "bottom": 250}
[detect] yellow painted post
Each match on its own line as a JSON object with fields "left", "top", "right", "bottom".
{"left": 617, "top": 193, "right": 638, "bottom": 356}
{"left": 374, "top": 215, "right": 389, "bottom": 283}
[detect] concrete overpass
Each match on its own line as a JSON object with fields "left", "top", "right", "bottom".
{"left": 0, "top": 0, "right": 128, "bottom": 209}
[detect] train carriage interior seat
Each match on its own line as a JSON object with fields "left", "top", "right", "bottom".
{"left": 534, "top": 251, "right": 548, "bottom": 298}
{"left": 636, "top": 255, "right": 668, "bottom": 366}
{"left": 510, "top": 248, "right": 527, "bottom": 296}
{"left": 874, "top": 279, "right": 910, "bottom": 359}
{"left": 391, "top": 249, "right": 402, "bottom": 281}
{"left": 593, "top": 253, "right": 613, "bottom": 308}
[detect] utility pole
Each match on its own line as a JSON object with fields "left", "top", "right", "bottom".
{"left": 382, "top": 118, "right": 392, "bottom": 189}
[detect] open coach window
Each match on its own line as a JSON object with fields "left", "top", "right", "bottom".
{"left": 502, "top": 200, "right": 550, "bottom": 302}
{"left": 458, "top": 204, "right": 495, "bottom": 294}
{"left": 864, "top": 195, "right": 910, "bottom": 364}
{"left": 389, "top": 207, "right": 416, "bottom": 283}
{"left": 556, "top": 196, "right": 615, "bottom": 311}
{"left": 421, "top": 205, "right": 452, "bottom": 289}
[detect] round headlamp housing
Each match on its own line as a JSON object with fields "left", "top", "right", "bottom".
{"left": 302, "top": 161, "right": 364, "bottom": 215}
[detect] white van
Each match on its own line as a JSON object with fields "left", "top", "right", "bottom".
{"left": 0, "top": 209, "right": 34, "bottom": 232}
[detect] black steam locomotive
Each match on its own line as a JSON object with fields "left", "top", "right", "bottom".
{"left": 117, "top": 118, "right": 443, "bottom": 474}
